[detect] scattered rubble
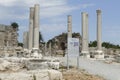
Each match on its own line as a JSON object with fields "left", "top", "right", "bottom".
{"left": 0, "top": 70, "right": 62, "bottom": 80}
{"left": 62, "top": 68, "right": 105, "bottom": 80}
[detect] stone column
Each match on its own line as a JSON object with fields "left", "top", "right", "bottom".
{"left": 68, "top": 15, "right": 72, "bottom": 38}
{"left": 23, "top": 31, "right": 28, "bottom": 49}
{"left": 32, "top": 4, "right": 42, "bottom": 58}
{"left": 33, "top": 4, "right": 40, "bottom": 49}
{"left": 96, "top": 10, "right": 102, "bottom": 52}
{"left": 44, "top": 43, "right": 47, "bottom": 55}
{"left": 49, "top": 42, "right": 52, "bottom": 56}
{"left": 95, "top": 9, "right": 104, "bottom": 59}
{"left": 81, "top": 12, "right": 89, "bottom": 57}
{"left": 86, "top": 14, "right": 89, "bottom": 51}
{"left": 28, "top": 7, "right": 34, "bottom": 50}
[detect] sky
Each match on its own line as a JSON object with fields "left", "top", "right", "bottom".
{"left": 0, "top": 0, "right": 120, "bottom": 45}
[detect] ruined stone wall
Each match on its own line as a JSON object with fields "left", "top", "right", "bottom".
{"left": 48, "top": 33, "right": 82, "bottom": 56}
{"left": 0, "top": 24, "right": 18, "bottom": 47}
{"left": 0, "top": 32, "right": 5, "bottom": 47}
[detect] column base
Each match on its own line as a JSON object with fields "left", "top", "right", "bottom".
{"left": 96, "top": 50, "right": 103, "bottom": 53}
{"left": 94, "top": 50, "right": 104, "bottom": 59}
{"left": 31, "top": 48, "right": 42, "bottom": 59}
{"left": 81, "top": 51, "right": 90, "bottom": 58}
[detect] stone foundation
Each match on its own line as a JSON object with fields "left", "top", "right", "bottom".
{"left": 0, "top": 70, "right": 62, "bottom": 80}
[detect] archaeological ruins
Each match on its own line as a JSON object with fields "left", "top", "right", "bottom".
{"left": 0, "top": 3, "right": 120, "bottom": 80}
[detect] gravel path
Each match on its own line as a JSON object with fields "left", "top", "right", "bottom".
{"left": 60, "top": 57, "right": 120, "bottom": 80}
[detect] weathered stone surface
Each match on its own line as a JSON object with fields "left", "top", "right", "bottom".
{"left": 24, "top": 58, "right": 60, "bottom": 70}
{"left": 24, "top": 59, "right": 49, "bottom": 70}
{"left": 115, "top": 56, "right": 120, "bottom": 63}
{"left": 0, "top": 57, "right": 61, "bottom": 71}
{"left": 0, "top": 73, "right": 33, "bottom": 80}
{"left": 48, "top": 70, "right": 63, "bottom": 80}
{"left": 28, "top": 70, "right": 62, "bottom": 80}
{"left": 28, "top": 70, "right": 50, "bottom": 80}
{"left": 0, "top": 59, "right": 10, "bottom": 71}
{"left": 48, "top": 62, "right": 60, "bottom": 70}
{"left": 25, "top": 61, "right": 49, "bottom": 70}
{"left": 0, "top": 58, "right": 25, "bottom": 71}
{"left": 8, "top": 62, "right": 25, "bottom": 71}
{"left": 56, "top": 50, "right": 64, "bottom": 55}
{"left": 35, "top": 72, "right": 49, "bottom": 80}
{"left": 0, "top": 70, "right": 63, "bottom": 80}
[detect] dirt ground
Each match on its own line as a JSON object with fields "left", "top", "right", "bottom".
{"left": 60, "top": 68, "right": 105, "bottom": 80}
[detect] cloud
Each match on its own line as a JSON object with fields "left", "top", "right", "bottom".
{"left": 0, "top": 0, "right": 67, "bottom": 20}
{"left": 103, "top": 26, "right": 120, "bottom": 35}
{"left": 41, "top": 6, "right": 72, "bottom": 18}
{"left": 0, "top": 0, "right": 67, "bottom": 7}
{"left": 0, "top": 0, "right": 95, "bottom": 42}
{"left": 102, "top": 26, "right": 120, "bottom": 44}
{"left": 41, "top": 23, "right": 67, "bottom": 41}
{"left": 0, "top": 0, "right": 95, "bottom": 20}
{"left": 80, "top": 3, "right": 95, "bottom": 9}
{"left": 41, "top": 24, "right": 67, "bottom": 33}
{"left": 40, "top": 3, "right": 95, "bottom": 18}
{"left": 0, "top": 0, "right": 17, "bottom": 7}
{"left": 49, "top": 17, "right": 66, "bottom": 23}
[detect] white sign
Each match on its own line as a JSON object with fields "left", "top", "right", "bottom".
{"left": 68, "top": 38, "right": 79, "bottom": 57}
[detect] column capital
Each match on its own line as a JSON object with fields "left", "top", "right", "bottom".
{"left": 86, "top": 13, "right": 88, "bottom": 17}
{"left": 96, "top": 9, "right": 102, "bottom": 14}
{"left": 34, "top": 4, "right": 39, "bottom": 7}
{"left": 30, "top": 7, "right": 34, "bottom": 19}
{"left": 68, "top": 15, "right": 72, "bottom": 17}
{"left": 81, "top": 12, "right": 87, "bottom": 15}
{"left": 30, "top": 7, "right": 34, "bottom": 10}
{"left": 68, "top": 15, "right": 72, "bottom": 23}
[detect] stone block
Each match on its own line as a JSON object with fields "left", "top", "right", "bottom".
{"left": 0, "top": 73, "right": 33, "bottom": 80}
{"left": 0, "top": 59, "right": 10, "bottom": 71}
{"left": 28, "top": 70, "right": 49, "bottom": 80}
{"left": 25, "top": 60, "right": 49, "bottom": 70}
{"left": 48, "top": 62, "right": 60, "bottom": 70}
{"left": 48, "top": 70, "right": 63, "bottom": 80}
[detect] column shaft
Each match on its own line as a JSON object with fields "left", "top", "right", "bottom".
{"left": 68, "top": 15, "right": 72, "bottom": 38}
{"left": 23, "top": 31, "right": 29, "bottom": 49}
{"left": 33, "top": 4, "right": 40, "bottom": 49}
{"left": 28, "top": 7, "right": 34, "bottom": 50}
{"left": 81, "top": 12, "right": 89, "bottom": 53}
{"left": 97, "top": 10, "right": 102, "bottom": 51}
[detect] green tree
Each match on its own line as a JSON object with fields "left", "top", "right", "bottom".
{"left": 18, "top": 43, "right": 23, "bottom": 47}
{"left": 39, "top": 31, "right": 44, "bottom": 43}
{"left": 89, "top": 41, "right": 97, "bottom": 47}
{"left": 11, "top": 22, "right": 19, "bottom": 31}
{"left": 89, "top": 40, "right": 120, "bottom": 49}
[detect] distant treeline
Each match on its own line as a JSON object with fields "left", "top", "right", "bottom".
{"left": 89, "top": 41, "right": 120, "bottom": 49}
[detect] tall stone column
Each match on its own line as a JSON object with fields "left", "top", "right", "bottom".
{"left": 96, "top": 10, "right": 102, "bottom": 52}
{"left": 86, "top": 14, "right": 89, "bottom": 50}
{"left": 32, "top": 4, "right": 42, "bottom": 58}
{"left": 68, "top": 15, "right": 72, "bottom": 38}
{"left": 28, "top": 7, "right": 34, "bottom": 50}
{"left": 67, "top": 15, "right": 72, "bottom": 69}
{"left": 33, "top": 4, "right": 40, "bottom": 49}
{"left": 81, "top": 12, "right": 89, "bottom": 57}
{"left": 95, "top": 9, "right": 104, "bottom": 59}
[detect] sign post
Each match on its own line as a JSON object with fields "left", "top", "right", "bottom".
{"left": 67, "top": 38, "right": 79, "bottom": 69}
